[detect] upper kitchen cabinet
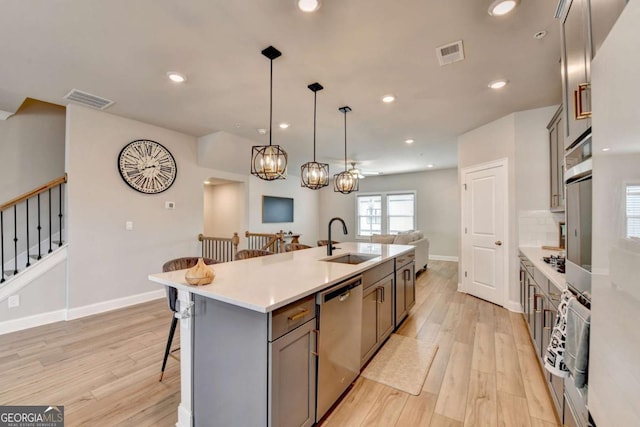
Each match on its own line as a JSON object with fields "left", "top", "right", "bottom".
{"left": 548, "top": 106, "right": 565, "bottom": 212}
{"left": 557, "top": 0, "right": 627, "bottom": 149}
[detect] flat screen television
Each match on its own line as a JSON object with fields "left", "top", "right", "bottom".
{"left": 262, "top": 196, "right": 294, "bottom": 223}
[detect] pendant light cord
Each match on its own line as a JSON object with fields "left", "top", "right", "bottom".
{"left": 343, "top": 109, "right": 348, "bottom": 171}
{"left": 269, "top": 59, "right": 273, "bottom": 147}
{"left": 313, "top": 91, "right": 317, "bottom": 161}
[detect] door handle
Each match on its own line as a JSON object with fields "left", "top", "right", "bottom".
{"left": 338, "top": 291, "right": 350, "bottom": 302}
{"left": 573, "top": 82, "right": 592, "bottom": 120}
{"left": 495, "top": 240, "right": 502, "bottom": 246}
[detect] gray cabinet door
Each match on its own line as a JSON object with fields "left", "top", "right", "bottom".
{"left": 269, "top": 320, "right": 316, "bottom": 427}
{"left": 395, "top": 268, "right": 407, "bottom": 327}
{"left": 562, "top": 0, "right": 592, "bottom": 147}
{"left": 378, "top": 275, "right": 394, "bottom": 342}
{"left": 361, "top": 285, "right": 379, "bottom": 365}
{"left": 549, "top": 106, "right": 566, "bottom": 212}
{"left": 590, "top": 0, "right": 627, "bottom": 56}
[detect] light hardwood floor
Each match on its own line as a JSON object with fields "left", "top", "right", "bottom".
{"left": 0, "top": 261, "right": 560, "bottom": 426}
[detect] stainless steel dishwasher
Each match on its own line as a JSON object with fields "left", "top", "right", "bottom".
{"left": 316, "top": 275, "right": 363, "bottom": 421}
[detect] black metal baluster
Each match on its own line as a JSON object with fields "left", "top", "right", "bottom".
{"left": 58, "top": 184, "right": 63, "bottom": 246}
{"left": 37, "top": 194, "right": 42, "bottom": 260}
{"left": 26, "top": 199, "right": 31, "bottom": 267}
{"left": 13, "top": 205, "right": 18, "bottom": 275}
{"left": 1, "top": 211, "right": 5, "bottom": 283}
{"left": 48, "top": 188, "right": 52, "bottom": 253}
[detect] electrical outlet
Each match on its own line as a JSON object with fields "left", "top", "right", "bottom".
{"left": 165, "top": 201, "right": 175, "bottom": 210}
{"left": 8, "top": 295, "right": 20, "bottom": 308}
{"left": 125, "top": 221, "right": 133, "bottom": 231}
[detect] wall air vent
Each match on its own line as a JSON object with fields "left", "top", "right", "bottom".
{"left": 63, "top": 89, "right": 114, "bottom": 110}
{"left": 436, "top": 40, "right": 465, "bottom": 66}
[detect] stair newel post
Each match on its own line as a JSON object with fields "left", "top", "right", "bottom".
{"left": 48, "top": 188, "right": 52, "bottom": 254}
{"left": 1, "top": 211, "right": 5, "bottom": 283}
{"left": 58, "top": 184, "right": 63, "bottom": 246}
{"left": 25, "top": 198, "right": 30, "bottom": 267}
{"left": 37, "top": 193, "right": 42, "bottom": 260}
{"left": 13, "top": 205, "right": 18, "bottom": 275}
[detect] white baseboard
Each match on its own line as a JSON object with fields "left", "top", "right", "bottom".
{"left": 66, "top": 289, "right": 165, "bottom": 320}
{"left": 504, "top": 300, "right": 523, "bottom": 313}
{"left": 0, "top": 309, "right": 67, "bottom": 335}
{"left": 176, "top": 403, "right": 192, "bottom": 427}
{"left": 429, "top": 255, "right": 459, "bottom": 262}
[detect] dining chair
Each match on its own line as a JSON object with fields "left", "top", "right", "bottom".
{"left": 284, "top": 243, "right": 312, "bottom": 252}
{"left": 235, "top": 249, "right": 274, "bottom": 260}
{"left": 159, "top": 256, "right": 218, "bottom": 381}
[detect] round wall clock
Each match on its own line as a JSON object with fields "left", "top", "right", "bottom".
{"left": 118, "top": 139, "right": 177, "bottom": 194}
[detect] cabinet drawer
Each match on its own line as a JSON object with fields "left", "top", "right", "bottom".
{"left": 395, "top": 251, "right": 415, "bottom": 269}
{"left": 362, "top": 259, "right": 394, "bottom": 290}
{"left": 270, "top": 295, "right": 316, "bottom": 341}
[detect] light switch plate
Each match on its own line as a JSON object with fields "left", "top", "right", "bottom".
{"left": 8, "top": 295, "right": 19, "bottom": 308}
{"left": 125, "top": 221, "right": 133, "bottom": 231}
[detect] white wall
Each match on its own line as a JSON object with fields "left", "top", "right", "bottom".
{"left": 203, "top": 182, "right": 246, "bottom": 238}
{"left": 248, "top": 175, "right": 321, "bottom": 247}
{"left": 317, "top": 169, "right": 459, "bottom": 258}
{"left": 0, "top": 99, "right": 66, "bottom": 202}
{"left": 66, "top": 104, "right": 217, "bottom": 308}
{"left": 458, "top": 106, "right": 559, "bottom": 307}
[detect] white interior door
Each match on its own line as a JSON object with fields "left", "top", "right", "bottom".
{"left": 462, "top": 160, "right": 507, "bottom": 306}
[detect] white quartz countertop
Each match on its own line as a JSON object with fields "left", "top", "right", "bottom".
{"left": 519, "top": 246, "right": 566, "bottom": 290}
{"left": 148, "top": 242, "right": 413, "bottom": 313}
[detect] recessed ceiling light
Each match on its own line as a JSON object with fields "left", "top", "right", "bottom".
{"left": 534, "top": 30, "right": 547, "bottom": 40}
{"left": 279, "top": 122, "right": 290, "bottom": 129}
{"left": 405, "top": 139, "right": 414, "bottom": 144}
{"left": 427, "top": 164, "right": 434, "bottom": 168}
{"left": 167, "top": 72, "right": 186, "bottom": 83}
{"left": 257, "top": 128, "right": 267, "bottom": 135}
{"left": 488, "top": 79, "right": 509, "bottom": 89}
{"left": 297, "top": 0, "right": 321, "bottom": 12}
{"left": 601, "top": 147, "right": 611, "bottom": 152}
{"left": 382, "top": 94, "right": 395, "bottom": 103}
{"left": 488, "top": 0, "right": 519, "bottom": 16}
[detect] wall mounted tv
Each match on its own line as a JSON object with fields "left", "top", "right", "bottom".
{"left": 262, "top": 196, "right": 294, "bottom": 223}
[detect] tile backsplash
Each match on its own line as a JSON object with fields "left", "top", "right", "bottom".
{"left": 518, "top": 210, "right": 565, "bottom": 247}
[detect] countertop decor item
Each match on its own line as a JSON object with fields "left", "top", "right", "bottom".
{"left": 251, "top": 46, "right": 288, "bottom": 181}
{"left": 184, "top": 257, "right": 215, "bottom": 285}
{"left": 300, "top": 82, "right": 329, "bottom": 189}
{"left": 118, "top": 139, "right": 177, "bottom": 194}
{"left": 334, "top": 106, "right": 358, "bottom": 194}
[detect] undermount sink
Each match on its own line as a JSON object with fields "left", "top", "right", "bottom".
{"left": 322, "top": 253, "right": 378, "bottom": 265}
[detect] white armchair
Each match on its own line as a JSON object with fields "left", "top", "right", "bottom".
{"left": 370, "top": 231, "right": 430, "bottom": 272}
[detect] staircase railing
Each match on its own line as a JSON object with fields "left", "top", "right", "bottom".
{"left": 198, "top": 233, "right": 240, "bottom": 263}
{"left": 245, "top": 230, "right": 285, "bottom": 253}
{"left": 0, "top": 174, "right": 67, "bottom": 283}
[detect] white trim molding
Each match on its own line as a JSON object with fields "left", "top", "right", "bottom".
{"left": 65, "top": 289, "right": 165, "bottom": 320}
{"left": 430, "top": 254, "right": 459, "bottom": 262}
{"left": 0, "top": 309, "right": 67, "bottom": 335}
{"left": 504, "top": 300, "right": 524, "bottom": 313}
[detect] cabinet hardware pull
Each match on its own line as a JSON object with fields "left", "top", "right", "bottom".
{"left": 573, "top": 82, "right": 592, "bottom": 120}
{"left": 376, "top": 287, "right": 383, "bottom": 304}
{"left": 288, "top": 308, "right": 310, "bottom": 321}
{"left": 404, "top": 269, "right": 411, "bottom": 281}
{"left": 311, "top": 351, "right": 319, "bottom": 357}
{"left": 534, "top": 294, "right": 543, "bottom": 311}
{"left": 543, "top": 309, "right": 553, "bottom": 330}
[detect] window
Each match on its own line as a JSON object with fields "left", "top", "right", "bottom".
{"left": 626, "top": 185, "right": 640, "bottom": 239}
{"left": 356, "top": 192, "right": 416, "bottom": 237}
{"left": 357, "top": 195, "right": 382, "bottom": 236}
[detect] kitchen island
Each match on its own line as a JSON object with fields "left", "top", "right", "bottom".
{"left": 148, "top": 242, "right": 415, "bottom": 427}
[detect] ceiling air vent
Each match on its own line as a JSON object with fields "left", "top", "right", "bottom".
{"left": 63, "top": 89, "right": 114, "bottom": 110}
{"left": 436, "top": 40, "right": 465, "bottom": 66}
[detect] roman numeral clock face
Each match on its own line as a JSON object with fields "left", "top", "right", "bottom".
{"left": 118, "top": 139, "right": 177, "bottom": 194}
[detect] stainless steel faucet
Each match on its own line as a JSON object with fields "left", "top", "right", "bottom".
{"left": 327, "top": 217, "right": 348, "bottom": 256}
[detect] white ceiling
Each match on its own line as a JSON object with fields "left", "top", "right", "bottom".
{"left": 0, "top": 0, "right": 562, "bottom": 175}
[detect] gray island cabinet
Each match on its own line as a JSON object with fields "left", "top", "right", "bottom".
{"left": 148, "top": 243, "right": 415, "bottom": 427}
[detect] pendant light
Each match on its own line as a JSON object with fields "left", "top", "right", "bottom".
{"left": 251, "top": 46, "right": 288, "bottom": 181}
{"left": 301, "top": 82, "right": 330, "bottom": 189}
{"left": 334, "top": 106, "right": 358, "bottom": 194}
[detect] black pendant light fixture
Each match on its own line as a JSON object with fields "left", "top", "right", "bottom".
{"left": 334, "top": 106, "right": 358, "bottom": 194}
{"left": 301, "top": 82, "right": 329, "bottom": 189}
{"left": 251, "top": 46, "right": 288, "bottom": 181}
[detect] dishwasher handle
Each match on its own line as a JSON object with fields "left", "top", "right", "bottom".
{"left": 318, "top": 275, "right": 362, "bottom": 304}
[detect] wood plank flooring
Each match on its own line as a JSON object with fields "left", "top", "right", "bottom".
{"left": 0, "top": 260, "right": 560, "bottom": 426}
